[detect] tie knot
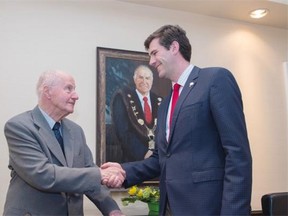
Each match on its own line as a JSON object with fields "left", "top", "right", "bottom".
{"left": 53, "top": 122, "right": 61, "bottom": 131}
{"left": 143, "top": 96, "right": 148, "bottom": 102}
{"left": 173, "top": 83, "right": 181, "bottom": 92}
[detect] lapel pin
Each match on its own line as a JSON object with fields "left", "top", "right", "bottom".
{"left": 189, "top": 82, "right": 194, "bottom": 87}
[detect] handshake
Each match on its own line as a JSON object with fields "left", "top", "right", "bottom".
{"left": 100, "top": 162, "right": 126, "bottom": 188}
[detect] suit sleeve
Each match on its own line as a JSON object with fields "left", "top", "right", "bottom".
{"left": 122, "top": 146, "right": 161, "bottom": 187}
{"left": 81, "top": 135, "right": 121, "bottom": 215}
{"left": 210, "top": 68, "right": 252, "bottom": 215}
{"left": 85, "top": 186, "right": 120, "bottom": 215}
{"left": 5, "top": 119, "right": 101, "bottom": 193}
{"left": 4, "top": 118, "right": 120, "bottom": 214}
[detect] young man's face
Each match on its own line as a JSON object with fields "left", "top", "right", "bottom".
{"left": 148, "top": 38, "right": 174, "bottom": 80}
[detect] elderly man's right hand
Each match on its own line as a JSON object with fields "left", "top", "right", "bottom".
{"left": 100, "top": 162, "right": 126, "bottom": 188}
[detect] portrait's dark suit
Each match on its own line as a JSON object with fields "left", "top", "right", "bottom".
{"left": 122, "top": 66, "right": 252, "bottom": 215}
{"left": 3, "top": 106, "right": 118, "bottom": 216}
{"left": 110, "top": 87, "right": 162, "bottom": 162}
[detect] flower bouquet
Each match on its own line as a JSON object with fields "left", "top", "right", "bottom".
{"left": 121, "top": 185, "right": 160, "bottom": 213}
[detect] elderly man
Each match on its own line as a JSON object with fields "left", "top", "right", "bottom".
{"left": 111, "top": 65, "right": 162, "bottom": 162}
{"left": 3, "top": 70, "right": 125, "bottom": 216}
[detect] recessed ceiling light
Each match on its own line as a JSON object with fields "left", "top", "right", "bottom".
{"left": 250, "top": 9, "right": 269, "bottom": 19}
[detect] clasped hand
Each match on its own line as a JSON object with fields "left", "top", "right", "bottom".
{"left": 100, "top": 162, "right": 125, "bottom": 188}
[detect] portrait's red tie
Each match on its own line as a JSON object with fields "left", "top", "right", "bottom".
{"left": 169, "top": 83, "right": 181, "bottom": 127}
{"left": 143, "top": 96, "right": 152, "bottom": 124}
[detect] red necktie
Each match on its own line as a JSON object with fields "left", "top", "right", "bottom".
{"left": 169, "top": 83, "right": 181, "bottom": 127}
{"left": 143, "top": 96, "right": 152, "bottom": 124}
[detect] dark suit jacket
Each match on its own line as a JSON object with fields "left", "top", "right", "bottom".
{"left": 3, "top": 106, "right": 119, "bottom": 216}
{"left": 122, "top": 66, "right": 252, "bottom": 215}
{"left": 111, "top": 88, "right": 162, "bottom": 162}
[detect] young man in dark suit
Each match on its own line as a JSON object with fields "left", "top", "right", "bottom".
{"left": 102, "top": 25, "right": 252, "bottom": 216}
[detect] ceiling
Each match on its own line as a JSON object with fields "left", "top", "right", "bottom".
{"left": 118, "top": 0, "right": 288, "bottom": 29}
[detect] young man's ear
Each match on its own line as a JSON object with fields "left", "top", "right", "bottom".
{"left": 170, "top": 41, "right": 180, "bottom": 54}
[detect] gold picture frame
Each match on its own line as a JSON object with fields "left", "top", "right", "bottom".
{"left": 96, "top": 47, "right": 170, "bottom": 167}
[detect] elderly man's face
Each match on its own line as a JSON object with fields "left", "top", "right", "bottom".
{"left": 134, "top": 69, "right": 153, "bottom": 96}
{"left": 47, "top": 73, "right": 79, "bottom": 118}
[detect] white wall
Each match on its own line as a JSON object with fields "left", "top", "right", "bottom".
{"left": 0, "top": 0, "right": 287, "bottom": 213}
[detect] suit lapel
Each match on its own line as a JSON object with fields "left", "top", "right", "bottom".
{"left": 160, "top": 90, "right": 172, "bottom": 145}
{"left": 132, "top": 90, "right": 145, "bottom": 120}
{"left": 169, "top": 66, "right": 200, "bottom": 140}
{"left": 32, "top": 107, "right": 67, "bottom": 166}
{"left": 62, "top": 121, "right": 74, "bottom": 167}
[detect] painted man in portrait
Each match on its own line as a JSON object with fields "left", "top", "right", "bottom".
{"left": 110, "top": 65, "right": 162, "bottom": 162}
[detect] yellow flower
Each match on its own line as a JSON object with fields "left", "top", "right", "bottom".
{"left": 137, "top": 189, "right": 143, "bottom": 198}
{"left": 128, "top": 186, "right": 137, "bottom": 195}
{"left": 122, "top": 185, "right": 160, "bottom": 206}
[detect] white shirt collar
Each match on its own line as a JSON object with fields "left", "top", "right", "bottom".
{"left": 174, "top": 64, "right": 194, "bottom": 88}
{"left": 135, "top": 89, "right": 150, "bottom": 101}
{"left": 38, "top": 107, "right": 58, "bottom": 129}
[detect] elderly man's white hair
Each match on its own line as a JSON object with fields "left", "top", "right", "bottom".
{"left": 133, "top": 65, "right": 154, "bottom": 80}
{"left": 36, "top": 70, "right": 68, "bottom": 99}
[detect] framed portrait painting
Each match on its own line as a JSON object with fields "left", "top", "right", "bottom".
{"left": 96, "top": 47, "right": 170, "bottom": 167}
